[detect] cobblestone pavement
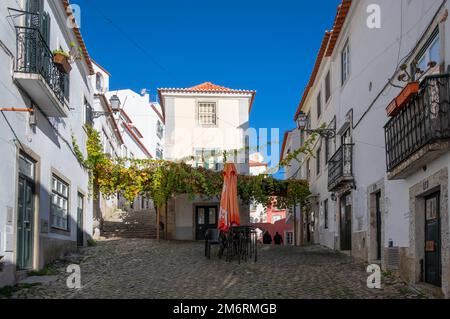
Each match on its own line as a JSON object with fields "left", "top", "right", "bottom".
{"left": 9, "top": 239, "right": 427, "bottom": 299}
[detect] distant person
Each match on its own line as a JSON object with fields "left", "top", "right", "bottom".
{"left": 262, "top": 231, "right": 272, "bottom": 245}
{"left": 274, "top": 232, "right": 283, "bottom": 245}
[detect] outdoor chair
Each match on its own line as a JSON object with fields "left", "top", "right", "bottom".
{"left": 205, "top": 229, "right": 222, "bottom": 259}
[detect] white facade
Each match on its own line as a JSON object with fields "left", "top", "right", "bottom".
{"left": 159, "top": 82, "right": 255, "bottom": 240}
{"left": 106, "top": 89, "right": 165, "bottom": 160}
{"left": 249, "top": 153, "right": 268, "bottom": 223}
{"left": 290, "top": 0, "right": 450, "bottom": 296}
{"left": 0, "top": 0, "right": 94, "bottom": 286}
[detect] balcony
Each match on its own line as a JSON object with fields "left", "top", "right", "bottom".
{"left": 384, "top": 74, "right": 450, "bottom": 180}
{"left": 14, "top": 26, "right": 68, "bottom": 117}
{"left": 328, "top": 144, "right": 354, "bottom": 191}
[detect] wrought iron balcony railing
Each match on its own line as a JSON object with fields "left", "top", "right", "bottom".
{"left": 15, "top": 26, "right": 66, "bottom": 105}
{"left": 328, "top": 144, "right": 353, "bottom": 191}
{"left": 384, "top": 74, "right": 450, "bottom": 173}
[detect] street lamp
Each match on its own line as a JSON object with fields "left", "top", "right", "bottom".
{"left": 92, "top": 95, "right": 122, "bottom": 119}
{"left": 109, "top": 94, "right": 121, "bottom": 111}
{"left": 296, "top": 112, "right": 336, "bottom": 139}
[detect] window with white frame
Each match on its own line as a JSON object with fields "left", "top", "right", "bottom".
{"left": 325, "top": 70, "right": 331, "bottom": 102}
{"left": 195, "top": 149, "right": 219, "bottom": 170}
{"left": 414, "top": 29, "right": 440, "bottom": 79}
{"left": 198, "top": 102, "right": 217, "bottom": 126}
{"left": 51, "top": 175, "right": 69, "bottom": 230}
{"left": 341, "top": 39, "right": 350, "bottom": 85}
{"left": 156, "top": 120, "right": 164, "bottom": 139}
{"left": 84, "top": 98, "right": 93, "bottom": 126}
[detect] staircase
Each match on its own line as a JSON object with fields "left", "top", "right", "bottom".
{"left": 101, "top": 209, "right": 157, "bottom": 239}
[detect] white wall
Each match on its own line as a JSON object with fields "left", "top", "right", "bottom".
{"left": 0, "top": 0, "right": 93, "bottom": 285}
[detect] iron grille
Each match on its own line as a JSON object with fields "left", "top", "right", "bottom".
{"left": 328, "top": 144, "right": 353, "bottom": 190}
{"left": 15, "top": 26, "right": 66, "bottom": 105}
{"left": 384, "top": 74, "right": 450, "bottom": 172}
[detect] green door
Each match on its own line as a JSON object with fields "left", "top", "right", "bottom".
{"left": 425, "top": 192, "right": 441, "bottom": 287}
{"left": 17, "top": 174, "right": 35, "bottom": 269}
{"left": 77, "top": 193, "right": 84, "bottom": 247}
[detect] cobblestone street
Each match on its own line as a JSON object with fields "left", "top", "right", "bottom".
{"left": 9, "top": 239, "right": 426, "bottom": 299}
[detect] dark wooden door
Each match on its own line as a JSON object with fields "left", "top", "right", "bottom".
{"left": 340, "top": 193, "right": 352, "bottom": 251}
{"left": 195, "top": 206, "right": 217, "bottom": 240}
{"left": 375, "top": 192, "right": 382, "bottom": 260}
{"left": 425, "top": 193, "right": 441, "bottom": 287}
{"left": 17, "top": 175, "right": 34, "bottom": 270}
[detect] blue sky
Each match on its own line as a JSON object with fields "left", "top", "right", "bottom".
{"left": 75, "top": 0, "right": 341, "bottom": 175}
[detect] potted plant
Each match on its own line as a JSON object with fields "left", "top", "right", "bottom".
{"left": 386, "top": 64, "right": 420, "bottom": 117}
{"left": 52, "top": 42, "right": 83, "bottom": 74}
{"left": 52, "top": 49, "right": 72, "bottom": 74}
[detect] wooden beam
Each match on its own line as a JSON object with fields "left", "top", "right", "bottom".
{"left": 0, "top": 108, "right": 33, "bottom": 112}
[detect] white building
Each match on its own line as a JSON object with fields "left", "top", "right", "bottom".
{"left": 0, "top": 0, "right": 94, "bottom": 286}
{"left": 289, "top": 0, "right": 450, "bottom": 297}
{"left": 280, "top": 128, "right": 304, "bottom": 246}
{"left": 249, "top": 153, "right": 268, "bottom": 223}
{"left": 158, "top": 82, "right": 255, "bottom": 240}
{"left": 106, "top": 90, "right": 165, "bottom": 160}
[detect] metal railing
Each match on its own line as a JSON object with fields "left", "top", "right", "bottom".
{"left": 384, "top": 74, "right": 450, "bottom": 172}
{"left": 15, "top": 26, "right": 66, "bottom": 105}
{"left": 328, "top": 144, "right": 353, "bottom": 190}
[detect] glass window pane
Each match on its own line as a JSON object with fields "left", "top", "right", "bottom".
{"left": 198, "top": 208, "right": 205, "bottom": 224}
{"left": 429, "top": 36, "right": 440, "bottom": 63}
{"left": 209, "top": 208, "right": 216, "bottom": 225}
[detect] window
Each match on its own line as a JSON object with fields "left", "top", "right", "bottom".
{"left": 96, "top": 73, "right": 104, "bottom": 92}
{"left": 324, "top": 199, "right": 329, "bottom": 229}
{"left": 198, "top": 102, "right": 217, "bottom": 126}
{"left": 317, "top": 92, "right": 322, "bottom": 119}
{"left": 341, "top": 40, "right": 350, "bottom": 85}
{"left": 156, "top": 120, "right": 164, "bottom": 139}
{"left": 84, "top": 98, "right": 93, "bottom": 126}
{"left": 325, "top": 70, "right": 331, "bottom": 102}
{"left": 156, "top": 143, "right": 163, "bottom": 159}
{"left": 130, "top": 152, "right": 135, "bottom": 160}
{"left": 63, "top": 74, "right": 70, "bottom": 101}
{"left": 285, "top": 232, "right": 294, "bottom": 245}
{"left": 272, "top": 215, "right": 282, "bottom": 223}
{"left": 122, "top": 145, "right": 128, "bottom": 158}
{"left": 51, "top": 175, "right": 69, "bottom": 230}
{"left": 306, "top": 158, "right": 311, "bottom": 180}
{"left": 325, "top": 137, "right": 331, "bottom": 163}
{"left": 195, "top": 149, "right": 219, "bottom": 170}
{"left": 414, "top": 29, "right": 440, "bottom": 78}
{"left": 316, "top": 147, "right": 321, "bottom": 175}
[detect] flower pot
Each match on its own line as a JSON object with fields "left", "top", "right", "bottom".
{"left": 395, "top": 82, "right": 419, "bottom": 108}
{"left": 386, "top": 99, "right": 399, "bottom": 117}
{"left": 53, "top": 53, "right": 72, "bottom": 74}
{"left": 386, "top": 82, "right": 420, "bottom": 117}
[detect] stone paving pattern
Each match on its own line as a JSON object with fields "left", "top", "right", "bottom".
{"left": 8, "top": 239, "right": 427, "bottom": 299}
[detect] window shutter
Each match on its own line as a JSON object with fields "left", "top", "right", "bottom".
{"left": 41, "top": 12, "right": 51, "bottom": 46}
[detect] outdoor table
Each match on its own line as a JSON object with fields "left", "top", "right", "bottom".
{"left": 224, "top": 225, "right": 257, "bottom": 263}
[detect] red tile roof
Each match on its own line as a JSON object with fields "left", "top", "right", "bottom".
{"left": 293, "top": 0, "right": 352, "bottom": 120}
{"left": 293, "top": 31, "right": 331, "bottom": 120}
{"left": 325, "top": 0, "right": 352, "bottom": 57}
{"left": 158, "top": 82, "right": 257, "bottom": 114}
{"left": 62, "top": 0, "right": 95, "bottom": 75}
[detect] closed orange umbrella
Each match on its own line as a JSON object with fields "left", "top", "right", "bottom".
{"left": 218, "top": 163, "right": 240, "bottom": 231}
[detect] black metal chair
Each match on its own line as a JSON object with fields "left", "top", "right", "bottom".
{"left": 205, "top": 229, "right": 221, "bottom": 259}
